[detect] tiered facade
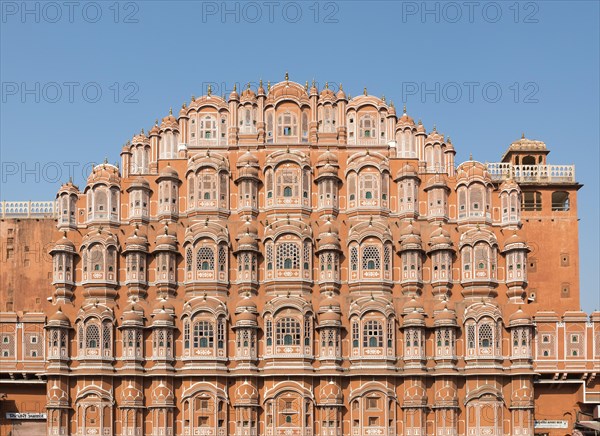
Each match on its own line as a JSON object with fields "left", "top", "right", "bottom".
{"left": 1, "top": 77, "right": 599, "bottom": 436}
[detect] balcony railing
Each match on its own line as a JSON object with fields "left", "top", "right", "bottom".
{"left": 0, "top": 200, "right": 57, "bottom": 218}
{"left": 486, "top": 163, "right": 576, "bottom": 183}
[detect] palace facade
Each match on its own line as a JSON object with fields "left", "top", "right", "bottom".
{"left": 1, "top": 77, "right": 599, "bottom": 436}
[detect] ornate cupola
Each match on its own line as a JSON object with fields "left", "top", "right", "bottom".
{"left": 127, "top": 177, "right": 151, "bottom": 223}
{"left": 316, "top": 219, "right": 341, "bottom": 293}
{"left": 123, "top": 227, "right": 149, "bottom": 300}
{"left": 50, "top": 232, "right": 76, "bottom": 303}
{"left": 153, "top": 225, "right": 178, "bottom": 299}
{"left": 395, "top": 105, "right": 417, "bottom": 158}
{"left": 315, "top": 148, "right": 341, "bottom": 214}
{"left": 149, "top": 300, "right": 175, "bottom": 372}
{"left": 119, "top": 303, "right": 145, "bottom": 372}
{"left": 56, "top": 180, "right": 79, "bottom": 230}
{"left": 235, "top": 149, "right": 261, "bottom": 214}
{"left": 427, "top": 224, "right": 455, "bottom": 300}
{"left": 401, "top": 298, "right": 426, "bottom": 369}
{"left": 424, "top": 175, "right": 450, "bottom": 221}
{"left": 395, "top": 163, "right": 420, "bottom": 219}
{"left": 316, "top": 293, "right": 342, "bottom": 370}
{"left": 84, "top": 162, "right": 121, "bottom": 226}
{"left": 499, "top": 179, "right": 521, "bottom": 227}
{"left": 432, "top": 301, "right": 458, "bottom": 368}
{"left": 502, "top": 232, "right": 529, "bottom": 303}
{"left": 233, "top": 295, "right": 259, "bottom": 369}
{"left": 234, "top": 221, "right": 260, "bottom": 296}
{"left": 156, "top": 165, "right": 181, "bottom": 222}
{"left": 398, "top": 221, "right": 424, "bottom": 297}
{"left": 158, "top": 109, "right": 180, "bottom": 162}
{"left": 508, "top": 307, "right": 533, "bottom": 366}
{"left": 45, "top": 308, "right": 71, "bottom": 371}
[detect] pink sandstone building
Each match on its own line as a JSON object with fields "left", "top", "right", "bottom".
{"left": 0, "top": 76, "right": 598, "bottom": 436}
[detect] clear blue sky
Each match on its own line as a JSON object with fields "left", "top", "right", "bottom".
{"left": 1, "top": 1, "right": 598, "bottom": 312}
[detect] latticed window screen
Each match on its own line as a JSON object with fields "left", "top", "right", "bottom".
{"left": 197, "top": 247, "right": 215, "bottom": 271}
{"left": 384, "top": 245, "right": 391, "bottom": 271}
{"left": 276, "top": 317, "right": 301, "bottom": 346}
{"left": 303, "top": 242, "right": 311, "bottom": 269}
{"left": 193, "top": 321, "right": 214, "bottom": 348}
{"left": 538, "top": 332, "right": 555, "bottom": 357}
{"left": 0, "top": 332, "right": 15, "bottom": 357}
{"left": 363, "top": 320, "right": 383, "bottom": 347}
{"left": 218, "top": 246, "right": 226, "bottom": 271}
{"left": 352, "top": 322, "right": 359, "bottom": 347}
{"left": 217, "top": 319, "right": 225, "bottom": 349}
{"left": 304, "top": 315, "right": 311, "bottom": 346}
{"left": 277, "top": 242, "right": 300, "bottom": 270}
{"left": 277, "top": 168, "right": 300, "bottom": 197}
{"left": 478, "top": 323, "right": 493, "bottom": 348}
{"left": 102, "top": 323, "right": 112, "bottom": 350}
{"left": 266, "top": 244, "right": 273, "bottom": 269}
{"left": 362, "top": 245, "right": 381, "bottom": 270}
{"left": 350, "top": 247, "right": 358, "bottom": 271}
{"left": 387, "top": 319, "right": 394, "bottom": 347}
{"left": 467, "top": 324, "right": 476, "bottom": 349}
{"left": 567, "top": 332, "right": 585, "bottom": 357}
{"left": 184, "top": 322, "right": 190, "bottom": 349}
{"left": 86, "top": 324, "right": 100, "bottom": 348}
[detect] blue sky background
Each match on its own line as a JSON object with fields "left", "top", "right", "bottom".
{"left": 1, "top": 1, "right": 598, "bottom": 312}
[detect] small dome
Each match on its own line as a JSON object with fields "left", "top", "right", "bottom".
{"left": 509, "top": 307, "right": 532, "bottom": 326}
{"left": 236, "top": 296, "right": 257, "bottom": 312}
{"left": 425, "top": 127, "right": 444, "bottom": 144}
{"left": 403, "top": 297, "right": 423, "bottom": 314}
{"left": 237, "top": 150, "right": 259, "bottom": 167}
{"left": 395, "top": 163, "right": 419, "bottom": 180}
{"left": 158, "top": 165, "right": 179, "bottom": 180}
{"left": 87, "top": 163, "right": 120, "bottom": 186}
{"left": 416, "top": 120, "right": 426, "bottom": 134}
{"left": 503, "top": 232, "right": 528, "bottom": 252}
{"left": 149, "top": 122, "right": 160, "bottom": 136}
{"left": 236, "top": 310, "right": 258, "bottom": 323}
{"left": 240, "top": 86, "right": 257, "bottom": 101}
{"left": 319, "top": 83, "right": 335, "bottom": 100}
{"left": 400, "top": 221, "right": 421, "bottom": 238}
{"left": 336, "top": 85, "right": 346, "bottom": 100}
{"left": 428, "top": 224, "right": 453, "bottom": 252}
{"left": 48, "top": 308, "right": 70, "bottom": 324}
{"left": 122, "top": 303, "right": 144, "bottom": 326}
{"left": 229, "top": 86, "right": 239, "bottom": 101}
{"left": 456, "top": 160, "right": 489, "bottom": 182}
{"left": 317, "top": 149, "right": 339, "bottom": 166}
{"left": 132, "top": 130, "right": 150, "bottom": 145}
{"left": 57, "top": 180, "right": 79, "bottom": 195}
{"left": 403, "top": 309, "right": 425, "bottom": 327}
{"left": 124, "top": 229, "right": 148, "bottom": 252}
{"left": 397, "top": 105, "right": 415, "bottom": 128}
{"left": 50, "top": 234, "right": 76, "bottom": 253}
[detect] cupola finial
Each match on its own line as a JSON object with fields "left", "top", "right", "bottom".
{"left": 403, "top": 103, "right": 407, "bottom": 114}
{"left": 207, "top": 84, "right": 212, "bottom": 96}
{"left": 363, "top": 87, "right": 367, "bottom": 96}
{"left": 285, "top": 71, "right": 289, "bottom": 81}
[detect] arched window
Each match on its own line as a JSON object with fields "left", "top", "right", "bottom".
{"left": 193, "top": 321, "right": 214, "bottom": 348}
{"left": 283, "top": 186, "right": 292, "bottom": 197}
{"left": 363, "top": 320, "right": 383, "bottom": 347}
{"left": 359, "top": 114, "right": 375, "bottom": 139}
{"left": 277, "top": 112, "right": 298, "bottom": 138}
{"left": 362, "top": 245, "right": 381, "bottom": 271}
{"left": 276, "top": 317, "right": 301, "bottom": 346}
{"left": 86, "top": 324, "right": 99, "bottom": 348}
{"left": 478, "top": 323, "right": 493, "bottom": 348}
{"left": 551, "top": 191, "right": 570, "bottom": 211}
{"left": 197, "top": 247, "right": 215, "bottom": 271}
{"left": 277, "top": 242, "right": 300, "bottom": 270}
{"left": 199, "top": 115, "right": 217, "bottom": 140}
